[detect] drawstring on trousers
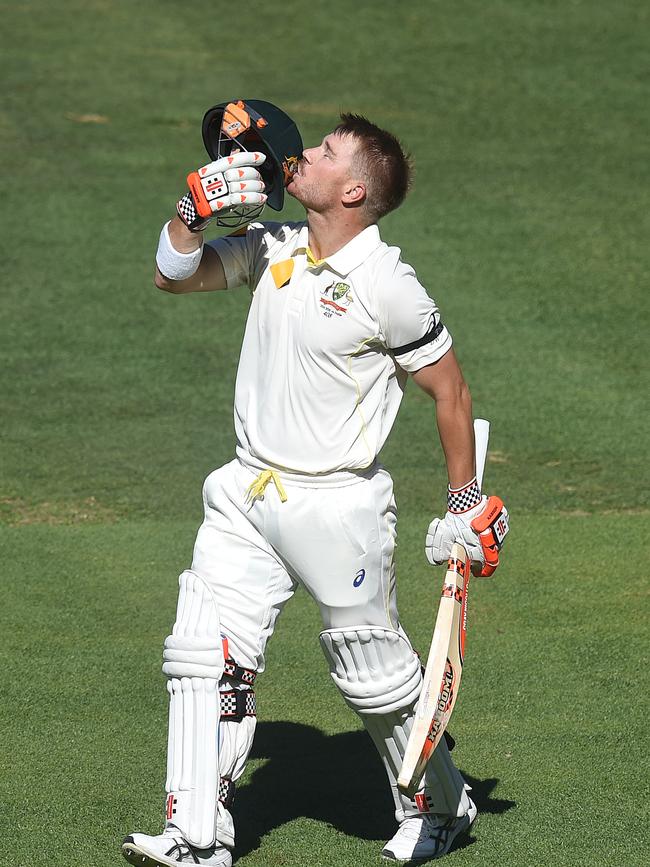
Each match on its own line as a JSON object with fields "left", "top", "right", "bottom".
{"left": 245, "top": 469, "right": 288, "bottom": 504}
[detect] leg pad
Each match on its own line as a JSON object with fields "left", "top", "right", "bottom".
{"left": 319, "top": 624, "right": 470, "bottom": 822}
{"left": 319, "top": 626, "right": 421, "bottom": 714}
{"left": 165, "top": 676, "right": 220, "bottom": 847}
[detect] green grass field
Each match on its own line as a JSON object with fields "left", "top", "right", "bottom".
{"left": 2, "top": 1, "right": 649, "bottom": 865}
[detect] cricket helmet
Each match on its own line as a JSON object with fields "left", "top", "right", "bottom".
{"left": 202, "top": 99, "right": 303, "bottom": 215}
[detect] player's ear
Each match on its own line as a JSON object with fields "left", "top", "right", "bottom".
{"left": 342, "top": 180, "right": 366, "bottom": 206}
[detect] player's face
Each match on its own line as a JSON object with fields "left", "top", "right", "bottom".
{"left": 287, "top": 132, "right": 359, "bottom": 212}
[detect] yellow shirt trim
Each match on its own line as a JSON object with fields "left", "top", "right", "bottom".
{"left": 306, "top": 246, "right": 326, "bottom": 268}
{"left": 270, "top": 259, "right": 295, "bottom": 289}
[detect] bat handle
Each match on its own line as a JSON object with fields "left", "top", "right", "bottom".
{"left": 473, "top": 418, "right": 490, "bottom": 490}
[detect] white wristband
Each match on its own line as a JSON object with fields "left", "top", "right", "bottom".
{"left": 156, "top": 221, "right": 203, "bottom": 281}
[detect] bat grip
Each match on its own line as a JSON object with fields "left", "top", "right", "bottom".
{"left": 473, "top": 418, "right": 490, "bottom": 490}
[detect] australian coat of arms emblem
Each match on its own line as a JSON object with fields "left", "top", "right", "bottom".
{"left": 320, "top": 281, "right": 354, "bottom": 317}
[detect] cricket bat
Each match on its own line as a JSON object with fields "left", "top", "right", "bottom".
{"left": 397, "top": 418, "right": 490, "bottom": 796}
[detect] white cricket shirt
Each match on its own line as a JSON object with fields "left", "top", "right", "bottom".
{"left": 210, "top": 221, "right": 452, "bottom": 477}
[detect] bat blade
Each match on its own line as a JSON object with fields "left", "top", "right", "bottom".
{"left": 397, "top": 542, "right": 471, "bottom": 795}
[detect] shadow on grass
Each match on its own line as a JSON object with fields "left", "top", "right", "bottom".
{"left": 234, "top": 721, "right": 515, "bottom": 860}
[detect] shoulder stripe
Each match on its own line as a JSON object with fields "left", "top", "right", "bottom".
{"left": 390, "top": 320, "right": 444, "bottom": 356}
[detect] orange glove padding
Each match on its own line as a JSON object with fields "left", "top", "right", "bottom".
{"left": 470, "top": 496, "right": 509, "bottom": 576}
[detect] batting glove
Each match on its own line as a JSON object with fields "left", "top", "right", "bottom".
{"left": 426, "top": 479, "right": 509, "bottom": 577}
{"left": 177, "top": 151, "right": 267, "bottom": 232}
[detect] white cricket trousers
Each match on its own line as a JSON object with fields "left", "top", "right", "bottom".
{"left": 191, "top": 458, "right": 399, "bottom": 669}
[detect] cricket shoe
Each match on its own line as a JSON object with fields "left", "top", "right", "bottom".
{"left": 122, "top": 825, "right": 232, "bottom": 867}
{"left": 381, "top": 798, "right": 477, "bottom": 861}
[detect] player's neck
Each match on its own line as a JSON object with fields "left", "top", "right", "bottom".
{"left": 305, "top": 209, "right": 369, "bottom": 261}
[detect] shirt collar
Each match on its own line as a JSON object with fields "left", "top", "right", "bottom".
{"left": 293, "top": 223, "right": 382, "bottom": 277}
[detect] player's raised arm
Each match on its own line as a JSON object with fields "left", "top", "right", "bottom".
{"left": 155, "top": 217, "right": 226, "bottom": 294}
{"left": 154, "top": 151, "right": 268, "bottom": 294}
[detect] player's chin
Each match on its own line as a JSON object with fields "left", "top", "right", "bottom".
{"left": 286, "top": 177, "right": 301, "bottom": 201}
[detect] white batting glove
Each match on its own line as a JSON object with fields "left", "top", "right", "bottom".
{"left": 426, "top": 478, "right": 509, "bottom": 577}
{"left": 426, "top": 501, "right": 485, "bottom": 565}
{"left": 177, "top": 151, "right": 267, "bottom": 232}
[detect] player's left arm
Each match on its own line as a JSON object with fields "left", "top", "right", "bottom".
{"left": 412, "top": 350, "right": 510, "bottom": 577}
{"left": 376, "top": 251, "right": 508, "bottom": 574}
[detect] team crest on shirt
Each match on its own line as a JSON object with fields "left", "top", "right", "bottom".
{"left": 320, "top": 281, "right": 353, "bottom": 318}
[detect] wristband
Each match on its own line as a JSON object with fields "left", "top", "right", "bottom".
{"left": 156, "top": 221, "right": 203, "bottom": 281}
{"left": 447, "top": 476, "right": 481, "bottom": 513}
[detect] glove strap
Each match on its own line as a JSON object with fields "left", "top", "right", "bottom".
{"left": 177, "top": 192, "right": 212, "bottom": 233}
{"left": 447, "top": 476, "right": 481, "bottom": 513}
{"left": 470, "top": 495, "right": 509, "bottom": 577}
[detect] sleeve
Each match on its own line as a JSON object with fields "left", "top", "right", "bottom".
{"left": 376, "top": 252, "right": 453, "bottom": 373}
{"left": 206, "top": 222, "right": 267, "bottom": 289}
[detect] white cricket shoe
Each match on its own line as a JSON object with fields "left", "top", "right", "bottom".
{"left": 122, "top": 825, "right": 232, "bottom": 867}
{"left": 382, "top": 798, "right": 477, "bottom": 861}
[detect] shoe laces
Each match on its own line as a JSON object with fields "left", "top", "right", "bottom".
{"left": 395, "top": 813, "right": 451, "bottom": 844}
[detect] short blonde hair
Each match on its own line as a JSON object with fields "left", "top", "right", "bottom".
{"left": 335, "top": 113, "right": 412, "bottom": 222}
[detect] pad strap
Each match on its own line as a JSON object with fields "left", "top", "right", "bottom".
{"left": 221, "top": 636, "right": 257, "bottom": 684}
{"left": 223, "top": 657, "right": 257, "bottom": 685}
{"left": 220, "top": 689, "right": 256, "bottom": 720}
{"left": 218, "top": 778, "right": 236, "bottom": 810}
